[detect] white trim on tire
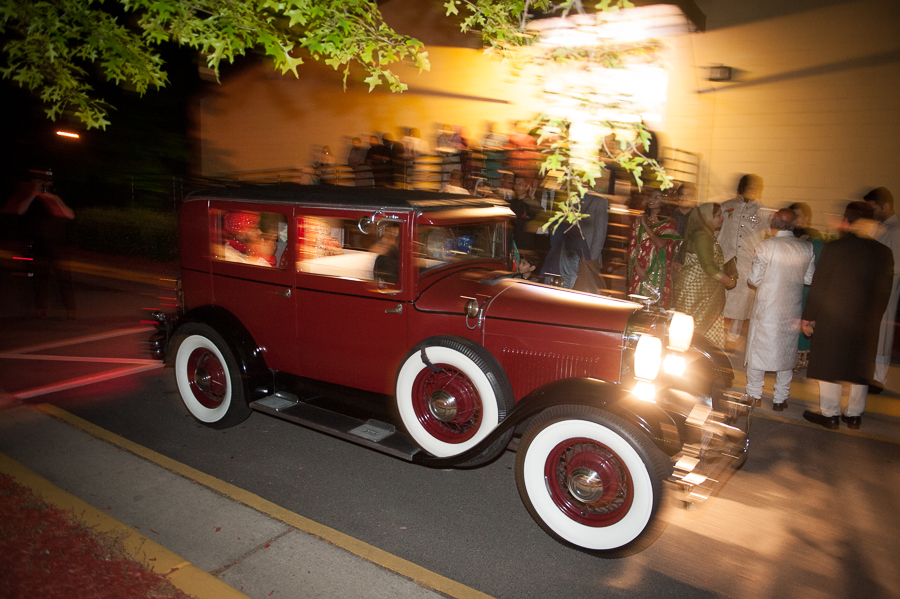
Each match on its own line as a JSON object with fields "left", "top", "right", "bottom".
{"left": 174, "top": 334, "right": 233, "bottom": 424}
{"left": 521, "top": 419, "right": 655, "bottom": 550}
{"left": 396, "top": 346, "right": 500, "bottom": 457}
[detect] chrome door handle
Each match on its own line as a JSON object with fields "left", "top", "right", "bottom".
{"left": 276, "top": 288, "right": 291, "bottom": 298}
{"left": 385, "top": 304, "right": 403, "bottom": 314}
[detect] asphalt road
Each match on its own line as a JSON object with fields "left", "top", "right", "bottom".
{"left": 3, "top": 269, "right": 900, "bottom": 599}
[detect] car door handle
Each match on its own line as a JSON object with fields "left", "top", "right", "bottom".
{"left": 276, "top": 288, "right": 291, "bottom": 298}
{"left": 385, "top": 304, "right": 403, "bottom": 314}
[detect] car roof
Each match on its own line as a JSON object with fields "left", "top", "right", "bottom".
{"left": 187, "top": 183, "right": 511, "bottom": 214}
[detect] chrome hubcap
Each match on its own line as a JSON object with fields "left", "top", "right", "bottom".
{"left": 194, "top": 368, "right": 211, "bottom": 392}
{"left": 428, "top": 389, "right": 457, "bottom": 422}
{"left": 567, "top": 467, "right": 604, "bottom": 504}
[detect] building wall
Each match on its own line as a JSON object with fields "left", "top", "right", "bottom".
{"left": 196, "top": 46, "right": 542, "bottom": 176}
{"left": 666, "top": 0, "right": 900, "bottom": 228}
{"left": 196, "top": 0, "right": 900, "bottom": 231}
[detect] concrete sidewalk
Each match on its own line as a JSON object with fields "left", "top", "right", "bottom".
{"left": 0, "top": 404, "right": 488, "bottom": 599}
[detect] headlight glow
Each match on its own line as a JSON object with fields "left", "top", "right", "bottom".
{"left": 634, "top": 334, "right": 662, "bottom": 380}
{"left": 664, "top": 353, "right": 686, "bottom": 377}
{"left": 632, "top": 381, "right": 656, "bottom": 402}
{"left": 668, "top": 312, "right": 694, "bottom": 352}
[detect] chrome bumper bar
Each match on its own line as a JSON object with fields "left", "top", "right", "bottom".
{"left": 669, "top": 391, "right": 754, "bottom": 504}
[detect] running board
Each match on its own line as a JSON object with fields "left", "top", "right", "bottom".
{"left": 250, "top": 393, "right": 421, "bottom": 461}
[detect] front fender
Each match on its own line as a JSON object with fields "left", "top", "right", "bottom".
{"left": 413, "top": 377, "right": 683, "bottom": 467}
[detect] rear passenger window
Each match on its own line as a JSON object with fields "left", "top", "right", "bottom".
{"left": 213, "top": 209, "right": 288, "bottom": 269}
{"left": 296, "top": 215, "right": 402, "bottom": 290}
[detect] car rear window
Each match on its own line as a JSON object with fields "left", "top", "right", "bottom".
{"left": 212, "top": 209, "right": 288, "bottom": 269}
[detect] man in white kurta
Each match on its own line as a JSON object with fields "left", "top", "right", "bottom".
{"left": 718, "top": 174, "right": 772, "bottom": 346}
{"left": 865, "top": 187, "right": 900, "bottom": 391}
{"left": 744, "top": 209, "right": 816, "bottom": 409}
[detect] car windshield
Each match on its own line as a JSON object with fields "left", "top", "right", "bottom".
{"left": 416, "top": 221, "right": 506, "bottom": 273}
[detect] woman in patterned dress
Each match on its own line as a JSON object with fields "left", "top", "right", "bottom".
{"left": 673, "top": 202, "right": 736, "bottom": 347}
{"left": 627, "top": 188, "right": 681, "bottom": 306}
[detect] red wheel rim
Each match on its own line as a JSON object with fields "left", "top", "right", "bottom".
{"left": 186, "top": 347, "right": 227, "bottom": 409}
{"left": 411, "top": 363, "right": 482, "bottom": 443}
{"left": 544, "top": 437, "right": 634, "bottom": 527}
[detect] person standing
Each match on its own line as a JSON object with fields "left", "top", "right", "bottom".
{"left": 744, "top": 209, "right": 815, "bottom": 410}
{"left": 788, "top": 202, "right": 824, "bottom": 372}
{"left": 673, "top": 203, "right": 735, "bottom": 347}
{"left": 347, "top": 137, "right": 366, "bottom": 171}
{"left": 627, "top": 187, "right": 681, "bottom": 306}
{"left": 863, "top": 187, "right": 900, "bottom": 394}
{"left": 3, "top": 170, "right": 77, "bottom": 319}
{"left": 718, "top": 174, "right": 771, "bottom": 348}
{"left": 365, "top": 135, "right": 392, "bottom": 187}
{"left": 801, "top": 201, "right": 893, "bottom": 430}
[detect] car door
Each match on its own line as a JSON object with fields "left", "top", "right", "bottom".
{"left": 209, "top": 202, "right": 297, "bottom": 374}
{"left": 293, "top": 209, "right": 412, "bottom": 395}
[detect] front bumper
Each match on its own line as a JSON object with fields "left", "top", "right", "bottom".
{"left": 668, "top": 390, "right": 754, "bottom": 504}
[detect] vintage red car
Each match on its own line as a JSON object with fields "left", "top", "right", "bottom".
{"left": 150, "top": 184, "right": 752, "bottom": 554}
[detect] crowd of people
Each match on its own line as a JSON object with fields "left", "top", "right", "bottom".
{"left": 629, "top": 173, "right": 897, "bottom": 431}
{"left": 314, "top": 127, "right": 898, "bottom": 432}
{"left": 314, "top": 121, "right": 612, "bottom": 288}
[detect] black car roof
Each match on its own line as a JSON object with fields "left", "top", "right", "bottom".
{"left": 187, "top": 183, "right": 510, "bottom": 213}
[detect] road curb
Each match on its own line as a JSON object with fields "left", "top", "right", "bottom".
{"left": 0, "top": 451, "right": 250, "bottom": 599}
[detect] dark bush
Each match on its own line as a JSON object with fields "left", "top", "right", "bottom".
{"left": 71, "top": 208, "right": 178, "bottom": 262}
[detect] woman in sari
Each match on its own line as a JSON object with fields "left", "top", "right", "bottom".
{"left": 673, "top": 202, "right": 736, "bottom": 347}
{"left": 627, "top": 188, "right": 681, "bottom": 306}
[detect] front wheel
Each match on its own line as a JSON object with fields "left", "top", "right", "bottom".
{"left": 395, "top": 336, "right": 514, "bottom": 463}
{"left": 515, "top": 406, "right": 670, "bottom": 553}
{"left": 173, "top": 323, "right": 252, "bottom": 429}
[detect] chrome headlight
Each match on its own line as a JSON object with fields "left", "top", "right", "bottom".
{"left": 634, "top": 334, "right": 662, "bottom": 381}
{"left": 667, "top": 312, "right": 694, "bottom": 352}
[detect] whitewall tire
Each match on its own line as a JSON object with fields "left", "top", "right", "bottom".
{"left": 396, "top": 336, "right": 513, "bottom": 459}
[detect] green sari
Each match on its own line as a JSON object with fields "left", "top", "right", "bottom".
{"left": 673, "top": 203, "right": 726, "bottom": 347}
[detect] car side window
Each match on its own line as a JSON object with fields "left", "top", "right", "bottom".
{"left": 295, "top": 215, "right": 403, "bottom": 290}
{"left": 212, "top": 209, "right": 288, "bottom": 269}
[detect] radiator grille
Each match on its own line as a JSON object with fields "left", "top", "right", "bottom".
{"left": 501, "top": 347, "right": 601, "bottom": 399}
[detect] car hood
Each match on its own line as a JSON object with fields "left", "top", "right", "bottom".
{"left": 415, "top": 269, "right": 638, "bottom": 333}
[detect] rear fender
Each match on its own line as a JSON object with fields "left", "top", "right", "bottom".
{"left": 169, "top": 305, "right": 273, "bottom": 400}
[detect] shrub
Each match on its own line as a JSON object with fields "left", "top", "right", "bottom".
{"left": 71, "top": 207, "right": 178, "bottom": 262}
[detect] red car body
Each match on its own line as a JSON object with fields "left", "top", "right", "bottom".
{"left": 152, "top": 184, "right": 752, "bottom": 554}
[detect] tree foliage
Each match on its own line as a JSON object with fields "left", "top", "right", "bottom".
{"left": 0, "top": 0, "right": 431, "bottom": 129}
{"left": 1, "top": 0, "right": 668, "bottom": 224}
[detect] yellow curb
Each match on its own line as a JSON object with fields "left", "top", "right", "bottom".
{"left": 0, "top": 451, "right": 250, "bottom": 599}
{"left": 36, "top": 404, "right": 496, "bottom": 599}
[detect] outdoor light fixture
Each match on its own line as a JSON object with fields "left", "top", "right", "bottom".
{"left": 707, "top": 65, "right": 733, "bottom": 82}
{"left": 56, "top": 130, "right": 80, "bottom": 139}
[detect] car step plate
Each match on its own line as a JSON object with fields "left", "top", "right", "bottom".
{"left": 349, "top": 419, "right": 396, "bottom": 442}
{"left": 250, "top": 396, "right": 420, "bottom": 461}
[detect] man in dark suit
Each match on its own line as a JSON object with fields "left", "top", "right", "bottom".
{"left": 801, "top": 201, "right": 894, "bottom": 430}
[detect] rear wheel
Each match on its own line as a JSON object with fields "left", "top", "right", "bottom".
{"left": 173, "top": 323, "right": 252, "bottom": 429}
{"left": 515, "top": 405, "right": 669, "bottom": 553}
